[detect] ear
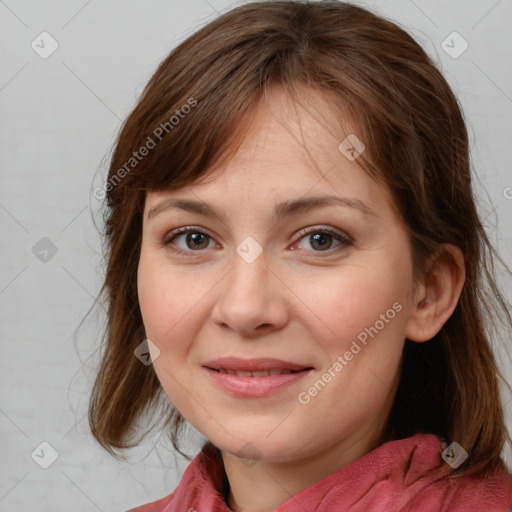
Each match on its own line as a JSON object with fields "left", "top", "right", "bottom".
{"left": 405, "top": 244, "right": 465, "bottom": 342}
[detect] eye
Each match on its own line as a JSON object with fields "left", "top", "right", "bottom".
{"left": 293, "top": 226, "right": 352, "bottom": 255}
{"left": 163, "top": 226, "right": 217, "bottom": 254}
{"left": 162, "top": 225, "right": 352, "bottom": 256}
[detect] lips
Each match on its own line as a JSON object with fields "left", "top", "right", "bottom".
{"left": 203, "top": 357, "right": 314, "bottom": 397}
{"left": 213, "top": 368, "right": 299, "bottom": 377}
{"left": 202, "top": 357, "right": 313, "bottom": 376}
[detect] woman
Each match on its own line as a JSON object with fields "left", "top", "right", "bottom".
{"left": 89, "top": 2, "right": 512, "bottom": 510}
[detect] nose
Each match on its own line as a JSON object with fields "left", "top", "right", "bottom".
{"left": 210, "top": 246, "right": 289, "bottom": 337}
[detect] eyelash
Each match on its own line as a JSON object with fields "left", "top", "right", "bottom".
{"left": 162, "top": 225, "right": 353, "bottom": 258}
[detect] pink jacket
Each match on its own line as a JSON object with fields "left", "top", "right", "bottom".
{"left": 128, "top": 433, "right": 512, "bottom": 511}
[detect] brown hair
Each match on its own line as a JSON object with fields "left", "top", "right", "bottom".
{"left": 88, "top": 0, "right": 512, "bottom": 477}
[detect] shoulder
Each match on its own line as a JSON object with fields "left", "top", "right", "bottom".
{"left": 402, "top": 462, "right": 512, "bottom": 512}
{"left": 125, "top": 441, "right": 225, "bottom": 512}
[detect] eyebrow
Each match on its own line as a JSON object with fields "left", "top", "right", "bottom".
{"left": 147, "top": 195, "right": 377, "bottom": 222}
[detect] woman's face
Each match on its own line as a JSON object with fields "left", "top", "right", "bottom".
{"left": 138, "top": 87, "right": 419, "bottom": 463}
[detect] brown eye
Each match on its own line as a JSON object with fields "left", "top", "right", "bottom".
{"left": 182, "top": 232, "right": 210, "bottom": 250}
{"left": 294, "top": 227, "right": 352, "bottom": 254}
{"left": 164, "top": 227, "right": 216, "bottom": 254}
{"left": 308, "top": 232, "right": 335, "bottom": 251}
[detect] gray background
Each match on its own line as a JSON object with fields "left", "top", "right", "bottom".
{"left": 1, "top": 0, "right": 511, "bottom": 510}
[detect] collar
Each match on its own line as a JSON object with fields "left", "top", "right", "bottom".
{"left": 141, "top": 433, "right": 512, "bottom": 511}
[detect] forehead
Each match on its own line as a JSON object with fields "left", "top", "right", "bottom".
{"left": 144, "top": 86, "right": 394, "bottom": 217}
{"left": 224, "top": 86, "right": 356, "bottom": 171}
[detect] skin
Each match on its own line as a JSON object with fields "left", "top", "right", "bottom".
{"left": 137, "top": 86, "right": 465, "bottom": 512}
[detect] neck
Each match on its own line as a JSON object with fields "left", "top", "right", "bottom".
{"left": 220, "top": 422, "right": 390, "bottom": 512}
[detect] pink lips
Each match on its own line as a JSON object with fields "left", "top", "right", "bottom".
{"left": 202, "top": 357, "right": 314, "bottom": 397}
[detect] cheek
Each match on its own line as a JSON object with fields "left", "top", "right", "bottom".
{"left": 294, "top": 264, "right": 408, "bottom": 346}
{"left": 137, "top": 254, "right": 168, "bottom": 339}
{"left": 137, "top": 249, "right": 187, "bottom": 343}
{"left": 293, "top": 270, "right": 406, "bottom": 417}
{"left": 289, "top": 245, "right": 412, "bottom": 403}
{"left": 137, "top": 251, "right": 201, "bottom": 411}
{"left": 137, "top": 249, "right": 215, "bottom": 350}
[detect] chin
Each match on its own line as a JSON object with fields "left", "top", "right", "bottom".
{"left": 207, "top": 428, "right": 307, "bottom": 463}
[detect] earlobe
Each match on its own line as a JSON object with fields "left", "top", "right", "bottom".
{"left": 405, "top": 245, "right": 465, "bottom": 343}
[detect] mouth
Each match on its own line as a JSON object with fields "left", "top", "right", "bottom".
{"left": 202, "top": 356, "right": 314, "bottom": 374}
{"left": 202, "top": 357, "right": 314, "bottom": 397}
{"left": 206, "top": 368, "right": 310, "bottom": 377}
